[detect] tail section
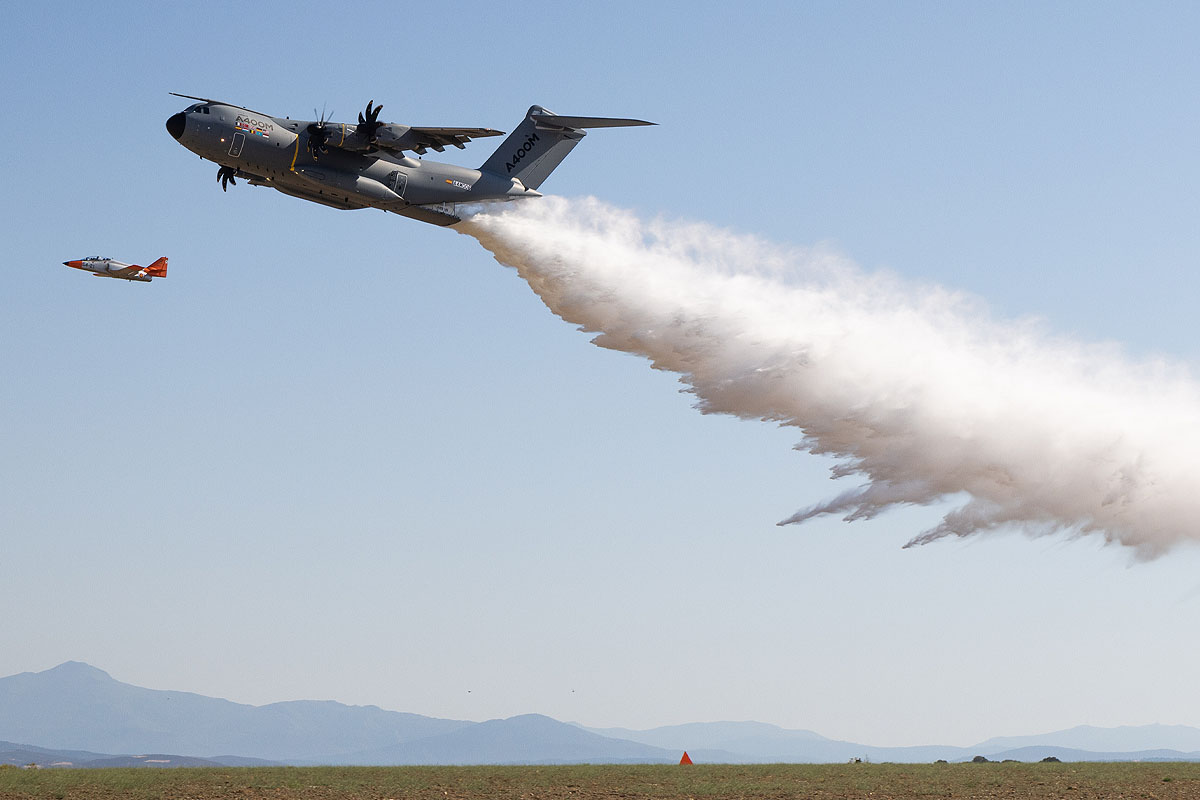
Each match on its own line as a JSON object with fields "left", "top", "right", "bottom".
{"left": 144, "top": 257, "right": 168, "bottom": 277}
{"left": 479, "top": 105, "right": 654, "bottom": 190}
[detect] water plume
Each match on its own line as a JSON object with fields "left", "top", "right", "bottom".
{"left": 458, "top": 197, "right": 1200, "bottom": 557}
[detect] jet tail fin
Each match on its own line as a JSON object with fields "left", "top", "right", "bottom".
{"left": 479, "top": 106, "right": 654, "bottom": 190}
{"left": 144, "top": 257, "right": 168, "bottom": 277}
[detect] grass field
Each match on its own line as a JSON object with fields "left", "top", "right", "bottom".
{"left": 3, "top": 762, "right": 1200, "bottom": 799}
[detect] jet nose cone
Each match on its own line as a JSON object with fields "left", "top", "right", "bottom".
{"left": 166, "top": 112, "right": 186, "bottom": 140}
{"left": 64, "top": 260, "right": 82, "bottom": 268}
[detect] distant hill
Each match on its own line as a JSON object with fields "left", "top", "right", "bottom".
{"left": 0, "top": 662, "right": 470, "bottom": 761}
{"left": 7, "top": 662, "right": 1200, "bottom": 765}
{"left": 580, "top": 721, "right": 1200, "bottom": 764}
{"left": 973, "top": 745, "right": 1200, "bottom": 763}
{"left": 581, "top": 721, "right": 969, "bottom": 763}
{"left": 322, "top": 715, "right": 677, "bottom": 765}
{"left": 973, "top": 724, "right": 1200, "bottom": 756}
{"left": 0, "top": 741, "right": 111, "bottom": 768}
{"left": 69, "top": 754, "right": 241, "bottom": 768}
{"left": 0, "top": 741, "right": 277, "bottom": 768}
{"left": 0, "top": 664, "right": 673, "bottom": 765}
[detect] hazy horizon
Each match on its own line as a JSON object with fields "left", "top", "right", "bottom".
{"left": 12, "top": 659, "right": 1200, "bottom": 754}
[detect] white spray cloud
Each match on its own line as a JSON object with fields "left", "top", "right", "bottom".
{"left": 458, "top": 197, "right": 1200, "bottom": 557}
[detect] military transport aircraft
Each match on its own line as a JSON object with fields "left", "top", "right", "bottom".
{"left": 62, "top": 256, "right": 168, "bottom": 283}
{"left": 166, "top": 95, "right": 654, "bottom": 226}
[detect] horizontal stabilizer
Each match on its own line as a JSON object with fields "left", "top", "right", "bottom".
{"left": 531, "top": 113, "right": 655, "bottom": 130}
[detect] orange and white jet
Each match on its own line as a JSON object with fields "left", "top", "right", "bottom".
{"left": 62, "top": 256, "right": 168, "bottom": 283}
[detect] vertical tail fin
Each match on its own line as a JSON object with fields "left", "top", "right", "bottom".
{"left": 479, "top": 105, "right": 654, "bottom": 190}
{"left": 144, "top": 257, "right": 168, "bottom": 277}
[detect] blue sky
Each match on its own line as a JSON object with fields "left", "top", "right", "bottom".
{"left": 4, "top": 1, "right": 1200, "bottom": 748}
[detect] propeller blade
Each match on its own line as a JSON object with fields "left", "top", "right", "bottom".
{"left": 306, "top": 118, "right": 331, "bottom": 159}
{"left": 356, "top": 100, "right": 384, "bottom": 147}
{"left": 217, "top": 166, "right": 237, "bottom": 191}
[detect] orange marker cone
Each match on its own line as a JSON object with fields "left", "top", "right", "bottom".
{"left": 679, "top": 751, "right": 693, "bottom": 765}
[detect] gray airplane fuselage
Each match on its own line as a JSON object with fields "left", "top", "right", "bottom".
{"left": 166, "top": 102, "right": 538, "bottom": 225}
{"left": 166, "top": 99, "right": 653, "bottom": 226}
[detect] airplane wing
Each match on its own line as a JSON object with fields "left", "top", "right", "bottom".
{"left": 375, "top": 126, "right": 505, "bottom": 155}
{"left": 95, "top": 265, "right": 154, "bottom": 282}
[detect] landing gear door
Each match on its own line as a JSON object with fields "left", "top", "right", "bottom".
{"left": 229, "top": 132, "right": 245, "bottom": 158}
{"left": 389, "top": 171, "right": 407, "bottom": 198}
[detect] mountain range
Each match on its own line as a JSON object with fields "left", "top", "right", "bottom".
{"left": 4, "top": 662, "right": 1200, "bottom": 766}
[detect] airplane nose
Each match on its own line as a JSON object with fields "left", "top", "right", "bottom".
{"left": 64, "top": 261, "right": 82, "bottom": 268}
{"left": 166, "top": 112, "right": 186, "bottom": 140}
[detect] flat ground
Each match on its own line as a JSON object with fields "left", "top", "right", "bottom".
{"left": 2, "top": 762, "right": 1199, "bottom": 799}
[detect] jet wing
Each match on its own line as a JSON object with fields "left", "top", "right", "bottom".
{"left": 376, "top": 126, "right": 505, "bottom": 155}
{"left": 94, "top": 267, "right": 153, "bottom": 282}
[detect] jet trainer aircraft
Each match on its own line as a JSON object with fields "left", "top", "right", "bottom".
{"left": 166, "top": 95, "right": 654, "bottom": 226}
{"left": 62, "top": 256, "right": 168, "bottom": 282}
